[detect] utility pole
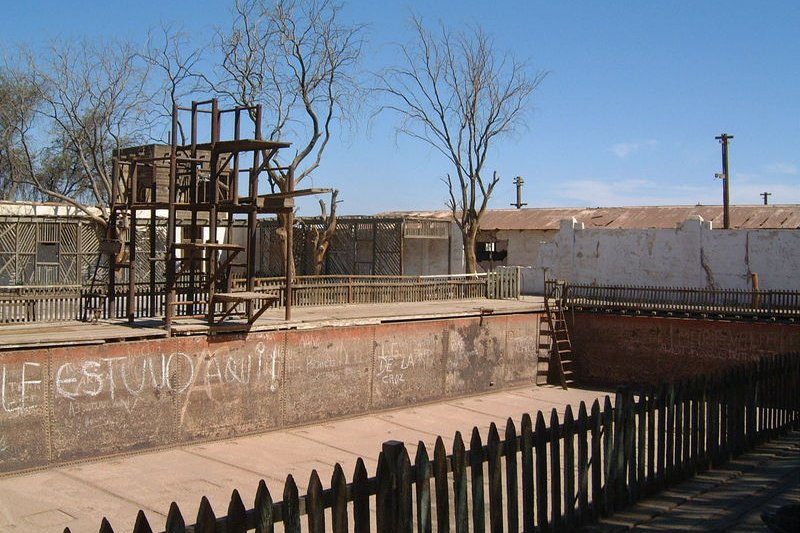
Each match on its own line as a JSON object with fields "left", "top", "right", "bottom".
{"left": 511, "top": 176, "right": 527, "bottom": 209}
{"left": 761, "top": 192, "right": 771, "bottom": 205}
{"left": 715, "top": 133, "right": 734, "bottom": 229}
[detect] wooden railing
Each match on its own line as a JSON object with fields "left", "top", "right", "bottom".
{"left": 547, "top": 281, "right": 800, "bottom": 318}
{"left": 74, "top": 353, "right": 800, "bottom": 533}
{"left": 236, "top": 274, "right": 494, "bottom": 307}
{"left": 0, "top": 273, "right": 519, "bottom": 325}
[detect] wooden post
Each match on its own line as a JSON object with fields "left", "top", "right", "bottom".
{"left": 377, "top": 440, "right": 407, "bottom": 533}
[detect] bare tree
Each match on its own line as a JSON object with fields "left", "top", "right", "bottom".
{"left": 378, "top": 18, "right": 546, "bottom": 273}
{"left": 15, "top": 40, "right": 151, "bottom": 228}
{"left": 142, "top": 24, "right": 206, "bottom": 144}
{"left": 214, "top": 0, "right": 365, "bottom": 274}
{"left": 0, "top": 67, "right": 40, "bottom": 201}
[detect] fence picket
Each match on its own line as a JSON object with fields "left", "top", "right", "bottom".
{"left": 132, "top": 511, "right": 153, "bottom": 533}
{"left": 562, "top": 406, "right": 576, "bottom": 530}
{"left": 549, "top": 409, "right": 563, "bottom": 531}
{"left": 665, "top": 384, "right": 676, "bottom": 484}
{"left": 688, "top": 378, "right": 699, "bottom": 476}
{"left": 226, "top": 489, "right": 247, "bottom": 533}
{"left": 165, "top": 502, "right": 186, "bottom": 533}
{"left": 623, "top": 390, "right": 636, "bottom": 505}
{"left": 576, "top": 402, "right": 590, "bottom": 524}
{"left": 635, "top": 395, "right": 646, "bottom": 500}
{"left": 397, "top": 447, "right": 413, "bottom": 533}
{"left": 282, "top": 476, "right": 301, "bottom": 533}
{"left": 352, "top": 458, "right": 370, "bottom": 533}
{"left": 520, "top": 413, "right": 535, "bottom": 532}
{"left": 487, "top": 424, "right": 503, "bottom": 533}
{"left": 433, "top": 437, "right": 450, "bottom": 533}
{"left": 534, "top": 411, "right": 549, "bottom": 531}
{"left": 330, "top": 464, "right": 348, "bottom": 533}
{"left": 469, "top": 427, "right": 487, "bottom": 533}
{"left": 602, "top": 396, "right": 614, "bottom": 517}
{"left": 195, "top": 496, "right": 216, "bottom": 533}
{"left": 674, "top": 383, "right": 684, "bottom": 481}
{"left": 589, "top": 400, "right": 602, "bottom": 521}
{"left": 253, "top": 480, "right": 274, "bottom": 533}
{"left": 504, "top": 418, "right": 520, "bottom": 533}
{"left": 646, "top": 390, "right": 656, "bottom": 493}
{"left": 610, "top": 391, "right": 625, "bottom": 511}
{"left": 415, "top": 442, "right": 432, "bottom": 533}
{"left": 452, "top": 432, "right": 469, "bottom": 533}
{"left": 697, "top": 377, "right": 708, "bottom": 472}
{"left": 99, "top": 517, "right": 115, "bottom": 533}
{"left": 376, "top": 452, "right": 392, "bottom": 533}
{"left": 307, "top": 470, "right": 325, "bottom": 533}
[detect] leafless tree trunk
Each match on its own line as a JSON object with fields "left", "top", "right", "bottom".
{"left": 214, "top": 0, "right": 365, "bottom": 275}
{"left": 309, "top": 189, "right": 340, "bottom": 275}
{"left": 378, "top": 18, "right": 546, "bottom": 273}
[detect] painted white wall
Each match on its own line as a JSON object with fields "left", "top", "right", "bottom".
{"left": 538, "top": 216, "right": 800, "bottom": 290}
{"left": 402, "top": 237, "right": 451, "bottom": 275}
{"left": 501, "top": 229, "right": 553, "bottom": 267}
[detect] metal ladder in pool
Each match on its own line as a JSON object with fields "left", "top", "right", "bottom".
{"left": 538, "top": 282, "right": 575, "bottom": 389}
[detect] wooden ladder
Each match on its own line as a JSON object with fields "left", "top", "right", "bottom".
{"left": 538, "top": 285, "right": 576, "bottom": 389}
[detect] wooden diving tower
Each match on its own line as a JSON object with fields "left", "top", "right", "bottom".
{"left": 107, "top": 99, "right": 328, "bottom": 334}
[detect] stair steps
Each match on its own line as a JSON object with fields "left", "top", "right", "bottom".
{"left": 538, "top": 286, "right": 576, "bottom": 390}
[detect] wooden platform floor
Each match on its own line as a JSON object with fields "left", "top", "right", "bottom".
{"left": 0, "top": 297, "right": 545, "bottom": 350}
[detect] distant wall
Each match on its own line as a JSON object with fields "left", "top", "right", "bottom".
{"left": 0, "top": 312, "right": 542, "bottom": 474}
{"left": 571, "top": 313, "right": 800, "bottom": 386}
{"left": 539, "top": 216, "right": 800, "bottom": 290}
{"left": 402, "top": 238, "right": 451, "bottom": 275}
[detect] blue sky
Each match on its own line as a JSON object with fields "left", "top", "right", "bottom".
{"left": 3, "top": 1, "right": 799, "bottom": 215}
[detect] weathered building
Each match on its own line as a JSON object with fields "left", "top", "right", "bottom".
{"left": 383, "top": 205, "right": 800, "bottom": 292}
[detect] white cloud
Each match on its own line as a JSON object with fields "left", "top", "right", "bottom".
{"left": 765, "top": 162, "right": 798, "bottom": 175}
{"left": 611, "top": 139, "right": 658, "bottom": 159}
{"left": 555, "top": 178, "right": 718, "bottom": 207}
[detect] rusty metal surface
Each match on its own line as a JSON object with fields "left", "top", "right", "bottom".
{"left": 503, "top": 313, "right": 541, "bottom": 385}
{"left": 283, "top": 328, "right": 372, "bottom": 425}
{"left": 48, "top": 339, "right": 177, "bottom": 463}
{"left": 443, "top": 317, "right": 505, "bottom": 395}
{"left": 381, "top": 205, "right": 800, "bottom": 230}
{"left": 371, "top": 321, "right": 446, "bottom": 409}
{"left": 0, "top": 311, "right": 547, "bottom": 475}
{"left": 0, "top": 349, "right": 49, "bottom": 472}
{"left": 176, "top": 333, "right": 284, "bottom": 441}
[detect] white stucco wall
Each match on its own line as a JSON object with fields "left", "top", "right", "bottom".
{"left": 538, "top": 217, "right": 800, "bottom": 290}
{"left": 402, "top": 237, "right": 451, "bottom": 275}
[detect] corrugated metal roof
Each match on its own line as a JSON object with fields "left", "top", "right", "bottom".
{"left": 378, "top": 205, "right": 800, "bottom": 230}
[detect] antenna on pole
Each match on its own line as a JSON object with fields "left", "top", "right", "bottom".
{"left": 715, "top": 133, "right": 734, "bottom": 229}
{"left": 511, "top": 176, "right": 527, "bottom": 209}
{"left": 760, "top": 192, "right": 771, "bottom": 205}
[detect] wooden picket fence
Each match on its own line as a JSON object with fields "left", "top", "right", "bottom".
{"left": 73, "top": 353, "right": 800, "bottom": 533}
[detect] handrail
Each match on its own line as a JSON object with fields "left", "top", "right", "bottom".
{"left": 547, "top": 280, "right": 800, "bottom": 318}
{"left": 0, "top": 272, "right": 519, "bottom": 325}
